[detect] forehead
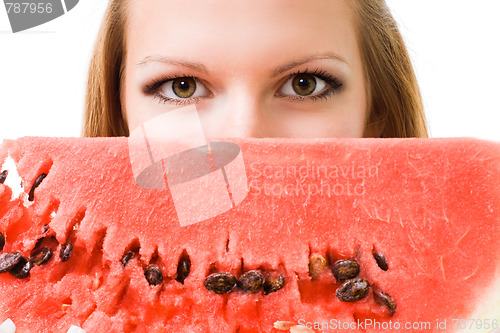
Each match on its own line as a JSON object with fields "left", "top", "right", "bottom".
{"left": 126, "top": 0, "right": 359, "bottom": 70}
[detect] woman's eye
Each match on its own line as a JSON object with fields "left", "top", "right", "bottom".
{"left": 280, "top": 73, "right": 327, "bottom": 97}
{"left": 160, "top": 77, "right": 209, "bottom": 99}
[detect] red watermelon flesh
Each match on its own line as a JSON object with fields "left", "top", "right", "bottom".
{"left": 0, "top": 137, "right": 499, "bottom": 333}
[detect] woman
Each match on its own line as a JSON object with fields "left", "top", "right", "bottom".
{"left": 82, "top": 0, "right": 428, "bottom": 139}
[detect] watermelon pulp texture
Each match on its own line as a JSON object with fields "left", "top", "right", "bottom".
{"left": 0, "top": 137, "right": 499, "bottom": 333}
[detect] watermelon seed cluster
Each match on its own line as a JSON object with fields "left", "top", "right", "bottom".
{"left": 0, "top": 252, "right": 22, "bottom": 274}
{"left": 121, "top": 249, "right": 192, "bottom": 287}
{"left": 0, "top": 222, "right": 74, "bottom": 280}
{"left": 204, "top": 270, "right": 285, "bottom": 295}
{"left": 0, "top": 172, "right": 56, "bottom": 280}
{"left": 0, "top": 252, "right": 31, "bottom": 279}
{"left": 307, "top": 252, "right": 396, "bottom": 314}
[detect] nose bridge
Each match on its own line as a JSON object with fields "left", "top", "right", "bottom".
{"left": 214, "top": 88, "right": 265, "bottom": 138}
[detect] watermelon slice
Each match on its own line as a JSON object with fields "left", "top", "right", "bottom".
{"left": 0, "top": 137, "right": 499, "bottom": 333}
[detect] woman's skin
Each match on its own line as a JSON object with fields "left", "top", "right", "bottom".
{"left": 123, "top": 0, "right": 369, "bottom": 139}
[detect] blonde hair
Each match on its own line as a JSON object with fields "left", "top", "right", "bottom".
{"left": 82, "top": 0, "right": 428, "bottom": 138}
{"left": 352, "top": 0, "right": 428, "bottom": 137}
{"left": 83, "top": 1, "right": 128, "bottom": 137}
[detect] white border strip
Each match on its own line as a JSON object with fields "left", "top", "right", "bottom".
{"left": 60, "top": 0, "right": 67, "bottom": 13}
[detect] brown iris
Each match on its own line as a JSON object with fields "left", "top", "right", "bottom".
{"left": 172, "top": 77, "right": 196, "bottom": 98}
{"left": 292, "top": 74, "right": 317, "bottom": 96}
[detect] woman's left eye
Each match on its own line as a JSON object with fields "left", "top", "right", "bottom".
{"left": 160, "top": 77, "right": 209, "bottom": 100}
{"left": 280, "top": 73, "right": 327, "bottom": 97}
{"left": 277, "top": 71, "right": 344, "bottom": 100}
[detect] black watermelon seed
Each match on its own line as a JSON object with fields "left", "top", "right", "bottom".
{"left": 144, "top": 265, "right": 163, "bottom": 286}
{"left": 0, "top": 232, "right": 5, "bottom": 251}
{"left": 373, "top": 252, "right": 389, "bottom": 271}
{"left": 332, "top": 259, "right": 360, "bottom": 282}
{"left": 263, "top": 273, "right": 285, "bottom": 295}
{"left": 336, "top": 278, "right": 370, "bottom": 302}
{"left": 33, "top": 237, "right": 44, "bottom": 250}
{"left": 59, "top": 242, "right": 73, "bottom": 262}
{"left": 238, "top": 270, "right": 264, "bottom": 293}
{"left": 28, "top": 173, "right": 47, "bottom": 202}
{"left": 121, "top": 251, "right": 134, "bottom": 267}
{"left": 9, "top": 256, "right": 32, "bottom": 279}
{"left": 374, "top": 290, "right": 397, "bottom": 314}
{"left": 175, "top": 252, "right": 191, "bottom": 284}
{"left": 308, "top": 253, "right": 327, "bottom": 280}
{"left": 30, "top": 247, "right": 53, "bottom": 266}
{"left": 204, "top": 272, "right": 237, "bottom": 294}
{"left": 0, "top": 170, "right": 7, "bottom": 184}
{"left": 0, "top": 252, "right": 22, "bottom": 273}
{"left": 41, "top": 224, "right": 49, "bottom": 234}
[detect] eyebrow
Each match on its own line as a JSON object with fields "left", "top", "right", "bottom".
{"left": 136, "top": 52, "right": 347, "bottom": 77}
{"left": 271, "top": 53, "right": 348, "bottom": 78}
{"left": 136, "top": 55, "right": 209, "bottom": 74}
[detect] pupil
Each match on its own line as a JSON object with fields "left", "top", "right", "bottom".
{"left": 179, "top": 81, "right": 190, "bottom": 91}
{"left": 298, "top": 78, "right": 310, "bottom": 89}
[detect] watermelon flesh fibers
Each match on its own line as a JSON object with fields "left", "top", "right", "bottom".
{"left": 0, "top": 137, "right": 499, "bottom": 332}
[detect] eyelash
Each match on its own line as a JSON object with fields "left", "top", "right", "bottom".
{"left": 143, "top": 69, "right": 343, "bottom": 105}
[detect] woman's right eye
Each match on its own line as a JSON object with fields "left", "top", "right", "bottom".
{"left": 144, "top": 76, "right": 210, "bottom": 105}
{"left": 160, "top": 77, "right": 210, "bottom": 100}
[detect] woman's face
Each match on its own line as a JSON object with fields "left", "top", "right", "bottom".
{"left": 123, "top": 0, "right": 368, "bottom": 138}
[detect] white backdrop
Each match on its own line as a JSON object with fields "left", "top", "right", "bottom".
{"left": 0, "top": 1, "right": 499, "bottom": 141}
